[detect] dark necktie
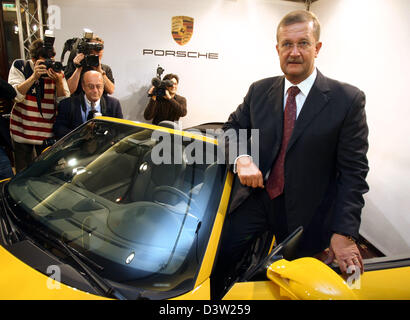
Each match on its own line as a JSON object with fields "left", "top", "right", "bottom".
{"left": 87, "top": 101, "right": 97, "bottom": 120}
{"left": 266, "top": 85, "right": 300, "bottom": 200}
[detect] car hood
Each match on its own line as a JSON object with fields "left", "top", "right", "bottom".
{"left": 0, "top": 245, "right": 106, "bottom": 300}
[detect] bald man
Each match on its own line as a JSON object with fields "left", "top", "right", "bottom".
{"left": 54, "top": 70, "right": 123, "bottom": 139}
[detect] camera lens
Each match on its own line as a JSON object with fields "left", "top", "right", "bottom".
{"left": 52, "top": 61, "right": 63, "bottom": 72}
{"left": 85, "top": 55, "right": 99, "bottom": 67}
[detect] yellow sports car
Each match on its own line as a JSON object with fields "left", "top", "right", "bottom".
{"left": 0, "top": 117, "right": 409, "bottom": 300}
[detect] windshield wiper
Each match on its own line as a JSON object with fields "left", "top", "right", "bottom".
{"left": 0, "top": 209, "right": 22, "bottom": 245}
{"left": 55, "top": 238, "right": 155, "bottom": 300}
{"left": 33, "top": 226, "right": 126, "bottom": 299}
{"left": 53, "top": 237, "right": 126, "bottom": 300}
{"left": 2, "top": 188, "right": 126, "bottom": 299}
{"left": 0, "top": 183, "right": 23, "bottom": 245}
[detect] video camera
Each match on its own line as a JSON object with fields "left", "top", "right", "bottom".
{"left": 148, "top": 65, "right": 174, "bottom": 98}
{"left": 40, "top": 30, "right": 63, "bottom": 73}
{"left": 76, "top": 29, "right": 103, "bottom": 68}
{"left": 60, "top": 29, "right": 103, "bottom": 70}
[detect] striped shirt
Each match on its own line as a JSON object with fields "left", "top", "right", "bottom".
{"left": 8, "top": 59, "right": 70, "bottom": 145}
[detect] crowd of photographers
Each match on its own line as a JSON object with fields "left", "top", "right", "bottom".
{"left": 0, "top": 30, "right": 187, "bottom": 178}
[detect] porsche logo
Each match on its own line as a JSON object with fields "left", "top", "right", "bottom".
{"left": 171, "top": 16, "right": 194, "bottom": 46}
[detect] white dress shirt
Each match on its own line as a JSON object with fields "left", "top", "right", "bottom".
{"left": 283, "top": 67, "right": 317, "bottom": 119}
{"left": 233, "top": 68, "right": 318, "bottom": 174}
{"left": 82, "top": 94, "right": 101, "bottom": 122}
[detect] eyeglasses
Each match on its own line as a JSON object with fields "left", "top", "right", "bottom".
{"left": 279, "top": 40, "right": 314, "bottom": 51}
{"left": 86, "top": 84, "right": 104, "bottom": 90}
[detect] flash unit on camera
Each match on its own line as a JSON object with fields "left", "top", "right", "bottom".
{"left": 83, "top": 28, "right": 93, "bottom": 40}
{"left": 44, "top": 29, "right": 54, "bottom": 37}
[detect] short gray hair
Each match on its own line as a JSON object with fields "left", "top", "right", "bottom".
{"left": 276, "top": 10, "right": 321, "bottom": 42}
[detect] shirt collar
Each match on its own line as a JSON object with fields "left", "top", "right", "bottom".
{"left": 284, "top": 68, "right": 317, "bottom": 97}
{"left": 84, "top": 94, "right": 100, "bottom": 108}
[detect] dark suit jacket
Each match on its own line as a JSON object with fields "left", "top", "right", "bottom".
{"left": 222, "top": 69, "right": 369, "bottom": 254}
{"left": 54, "top": 94, "right": 123, "bottom": 139}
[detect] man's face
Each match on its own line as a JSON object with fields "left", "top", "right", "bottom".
{"left": 276, "top": 21, "right": 322, "bottom": 84}
{"left": 166, "top": 78, "right": 178, "bottom": 95}
{"left": 82, "top": 72, "right": 104, "bottom": 102}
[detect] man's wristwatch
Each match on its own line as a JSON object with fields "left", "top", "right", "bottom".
{"left": 346, "top": 235, "right": 358, "bottom": 243}
{"left": 336, "top": 233, "right": 358, "bottom": 243}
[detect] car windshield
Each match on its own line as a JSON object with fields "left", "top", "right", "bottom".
{"left": 6, "top": 119, "right": 226, "bottom": 298}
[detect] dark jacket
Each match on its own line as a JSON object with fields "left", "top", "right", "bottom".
{"left": 144, "top": 94, "right": 187, "bottom": 125}
{"left": 54, "top": 94, "right": 123, "bottom": 139}
{"left": 222, "top": 70, "right": 369, "bottom": 254}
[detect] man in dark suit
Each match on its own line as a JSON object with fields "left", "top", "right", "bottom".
{"left": 54, "top": 70, "right": 123, "bottom": 139}
{"left": 213, "top": 10, "right": 369, "bottom": 296}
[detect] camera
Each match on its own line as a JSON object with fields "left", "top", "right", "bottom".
{"left": 39, "top": 31, "right": 63, "bottom": 74}
{"left": 149, "top": 65, "right": 174, "bottom": 98}
{"left": 60, "top": 29, "right": 104, "bottom": 72}
{"left": 82, "top": 54, "right": 100, "bottom": 68}
{"left": 42, "top": 30, "right": 56, "bottom": 59}
{"left": 77, "top": 29, "right": 103, "bottom": 68}
{"left": 40, "top": 59, "right": 63, "bottom": 72}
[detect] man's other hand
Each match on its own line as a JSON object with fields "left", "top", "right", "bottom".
{"left": 47, "top": 68, "right": 64, "bottom": 83}
{"left": 73, "top": 53, "right": 85, "bottom": 66}
{"left": 164, "top": 89, "right": 172, "bottom": 100}
{"left": 32, "top": 60, "right": 48, "bottom": 80}
{"left": 324, "top": 233, "right": 364, "bottom": 275}
{"left": 95, "top": 63, "right": 104, "bottom": 74}
{"left": 236, "top": 156, "right": 264, "bottom": 188}
{"left": 148, "top": 86, "right": 156, "bottom": 101}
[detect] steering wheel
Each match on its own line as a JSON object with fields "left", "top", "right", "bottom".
{"left": 152, "top": 185, "right": 200, "bottom": 213}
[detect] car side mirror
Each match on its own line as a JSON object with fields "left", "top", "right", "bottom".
{"left": 240, "top": 226, "right": 304, "bottom": 282}
{"left": 266, "top": 257, "right": 359, "bottom": 300}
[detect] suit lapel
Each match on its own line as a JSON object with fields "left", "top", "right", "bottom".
{"left": 100, "top": 95, "right": 108, "bottom": 116}
{"left": 267, "top": 76, "right": 285, "bottom": 145}
{"left": 287, "top": 70, "right": 330, "bottom": 152}
{"left": 80, "top": 95, "right": 86, "bottom": 113}
{"left": 259, "top": 76, "right": 285, "bottom": 174}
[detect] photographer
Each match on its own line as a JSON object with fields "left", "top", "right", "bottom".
{"left": 144, "top": 73, "right": 187, "bottom": 126}
{"left": 8, "top": 37, "right": 70, "bottom": 172}
{"left": 65, "top": 36, "right": 115, "bottom": 96}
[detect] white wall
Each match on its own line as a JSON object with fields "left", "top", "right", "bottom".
{"left": 48, "top": 0, "right": 410, "bottom": 255}
{"left": 49, "top": 0, "right": 303, "bottom": 127}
